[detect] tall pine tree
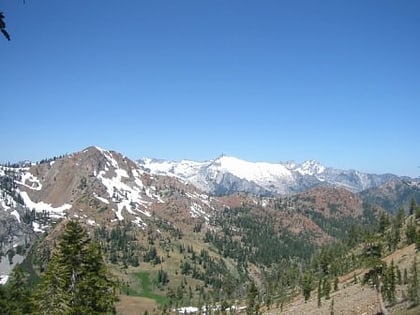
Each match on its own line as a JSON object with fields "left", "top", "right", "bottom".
{"left": 33, "top": 220, "right": 118, "bottom": 314}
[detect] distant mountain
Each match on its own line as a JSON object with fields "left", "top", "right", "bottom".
{"left": 1, "top": 145, "right": 417, "bottom": 314}
{"left": 138, "top": 155, "right": 400, "bottom": 195}
{"left": 360, "top": 177, "right": 420, "bottom": 213}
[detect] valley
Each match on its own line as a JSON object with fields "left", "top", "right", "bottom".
{"left": 0, "top": 146, "right": 419, "bottom": 314}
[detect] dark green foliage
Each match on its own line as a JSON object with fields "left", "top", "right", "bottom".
{"left": 205, "top": 207, "right": 315, "bottom": 267}
{"left": 408, "top": 257, "right": 420, "bottom": 307}
{"left": 0, "top": 285, "right": 10, "bottom": 315}
{"left": 246, "top": 281, "right": 260, "bottom": 315}
{"left": 6, "top": 264, "right": 31, "bottom": 314}
{"left": 94, "top": 223, "right": 140, "bottom": 267}
{"left": 32, "top": 220, "right": 118, "bottom": 314}
{"left": 406, "top": 218, "right": 417, "bottom": 245}
{"left": 322, "top": 277, "right": 331, "bottom": 300}
{"left": 157, "top": 268, "right": 169, "bottom": 286}
{"left": 410, "top": 198, "right": 418, "bottom": 216}
{"left": 361, "top": 241, "right": 384, "bottom": 288}
{"left": 301, "top": 271, "right": 313, "bottom": 303}
{"left": 382, "top": 261, "right": 396, "bottom": 305}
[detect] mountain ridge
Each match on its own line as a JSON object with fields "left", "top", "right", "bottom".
{"left": 1, "top": 145, "right": 419, "bottom": 314}
{"left": 138, "top": 154, "right": 403, "bottom": 195}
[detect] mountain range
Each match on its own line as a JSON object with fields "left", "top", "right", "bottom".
{"left": 1, "top": 146, "right": 420, "bottom": 314}
{"left": 138, "top": 155, "right": 413, "bottom": 196}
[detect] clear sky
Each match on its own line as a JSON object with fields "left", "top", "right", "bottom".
{"left": 1, "top": 0, "right": 419, "bottom": 177}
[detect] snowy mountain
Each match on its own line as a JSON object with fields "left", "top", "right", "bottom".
{"left": 138, "top": 155, "right": 399, "bottom": 195}
{"left": 0, "top": 147, "right": 220, "bottom": 282}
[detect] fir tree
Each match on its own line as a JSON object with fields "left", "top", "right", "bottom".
{"left": 0, "top": 284, "right": 10, "bottom": 315}
{"left": 409, "top": 198, "right": 417, "bottom": 216}
{"left": 408, "top": 256, "right": 420, "bottom": 307}
{"left": 6, "top": 264, "right": 31, "bottom": 314}
{"left": 302, "top": 271, "right": 313, "bottom": 303}
{"left": 382, "top": 261, "right": 396, "bottom": 305}
{"left": 32, "top": 254, "right": 71, "bottom": 314}
{"left": 33, "top": 220, "right": 118, "bottom": 314}
{"left": 246, "top": 281, "right": 260, "bottom": 315}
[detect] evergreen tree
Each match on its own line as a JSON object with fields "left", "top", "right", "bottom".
{"left": 77, "top": 242, "right": 118, "bottom": 314}
{"left": 317, "top": 278, "right": 322, "bottom": 307}
{"left": 302, "top": 271, "right": 313, "bottom": 303}
{"left": 6, "top": 264, "right": 31, "bottom": 314}
{"left": 382, "top": 261, "right": 396, "bottom": 305}
{"left": 246, "top": 281, "right": 260, "bottom": 315}
{"left": 32, "top": 254, "right": 71, "bottom": 314}
{"left": 409, "top": 198, "right": 417, "bottom": 216}
{"left": 0, "top": 284, "right": 10, "bottom": 315}
{"left": 408, "top": 256, "right": 420, "bottom": 307}
{"left": 322, "top": 277, "right": 331, "bottom": 300}
{"left": 33, "top": 220, "right": 118, "bottom": 314}
{"left": 405, "top": 218, "right": 417, "bottom": 245}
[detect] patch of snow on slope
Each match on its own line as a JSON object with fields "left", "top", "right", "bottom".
{"left": 33, "top": 222, "right": 46, "bottom": 233}
{"left": 0, "top": 275, "right": 9, "bottom": 285}
{"left": 132, "top": 216, "right": 147, "bottom": 228}
{"left": 140, "top": 158, "right": 203, "bottom": 179}
{"left": 132, "top": 169, "right": 145, "bottom": 188}
{"left": 86, "top": 219, "right": 97, "bottom": 226}
{"left": 97, "top": 163, "right": 153, "bottom": 220}
{"left": 176, "top": 307, "right": 198, "bottom": 314}
{"left": 93, "top": 193, "right": 109, "bottom": 204}
{"left": 190, "top": 203, "right": 209, "bottom": 221}
{"left": 97, "top": 147, "right": 119, "bottom": 169}
{"left": 185, "top": 192, "right": 213, "bottom": 208}
{"left": 214, "top": 156, "right": 293, "bottom": 183}
{"left": 16, "top": 170, "right": 42, "bottom": 190}
{"left": 0, "top": 191, "right": 16, "bottom": 210}
{"left": 294, "top": 160, "right": 326, "bottom": 176}
{"left": 11, "top": 210, "right": 20, "bottom": 222}
{"left": 19, "top": 191, "right": 72, "bottom": 214}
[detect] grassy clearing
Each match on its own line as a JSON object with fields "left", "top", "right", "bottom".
{"left": 123, "top": 271, "right": 168, "bottom": 305}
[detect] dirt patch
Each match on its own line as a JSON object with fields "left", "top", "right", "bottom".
{"left": 116, "top": 295, "right": 158, "bottom": 315}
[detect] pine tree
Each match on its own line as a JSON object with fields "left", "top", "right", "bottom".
{"left": 408, "top": 256, "right": 420, "bottom": 307}
{"left": 302, "top": 271, "right": 313, "bottom": 303}
{"left": 382, "top": 261, "right": 396, "bottom": 305}
{"left": 246, "top": 281, "right": 260, "bottom": 315}
{"left": 0, "top": 284, "right": 10, "bottom": 315}
{"left": 33, "top": 220, "right": 118, "bottom": 314}
{"left": 32, "top": 254, "right": 71, "bottom": 315}
{"left": 322, "top": 277, "right": 331, "bottom": 300}
{"left": 409, "top": 198, "right": 417, "bottom": 216}
{"left": 6, "top": 264, "right": 31, "bottom": 314}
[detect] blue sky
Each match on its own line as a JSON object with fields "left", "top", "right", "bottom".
{"left": 1, "top": 0, "right": 419, "bottom": 177}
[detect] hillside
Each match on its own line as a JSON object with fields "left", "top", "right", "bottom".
{"left": 0, "top": 146, "right": 419, "bottom": 314}
{"left": 361, "top": 178, "right": 420, "bottom": 214}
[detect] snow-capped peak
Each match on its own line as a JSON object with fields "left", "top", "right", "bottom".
{"left": 294, "top": 160, "right": 326, "bottom": 176}
{"left": 211, "top": 155, "right": 293, "bottom": 182}
{"left": 138, "top": 155, "right": 399, "bottom": 195}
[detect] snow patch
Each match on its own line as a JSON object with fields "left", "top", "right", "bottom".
{"left": 16, "top": 171, "right": 42, "bottom": 191}
{"left": 19, "top": 191, "right": 72, "bottom": 214}
{"left": 176, "top": 307, "right": 199, "bottom": 314}
{"left": 86, "top": 219, "right": 97, "bottom": 226}
{"left": 190, "top": 203, "right": 209, "bottom": 221}
{"left": 93, "top": 193, "right": 110, "bottom": 204}
{"left": 33, "top": 222, "right": 45, "bottom": 233}
{"left": 0, "top": 275, "right": 9, "bottom": 285}
{"left": 132, "top": 216, "right": 147, "bottom": 228}
{"left": 11, "top": 210, "right": 20, "bottom": 222}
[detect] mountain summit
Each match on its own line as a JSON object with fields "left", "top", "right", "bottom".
{"left": 138, "top": 156, "right": 398, "bottom": 195}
